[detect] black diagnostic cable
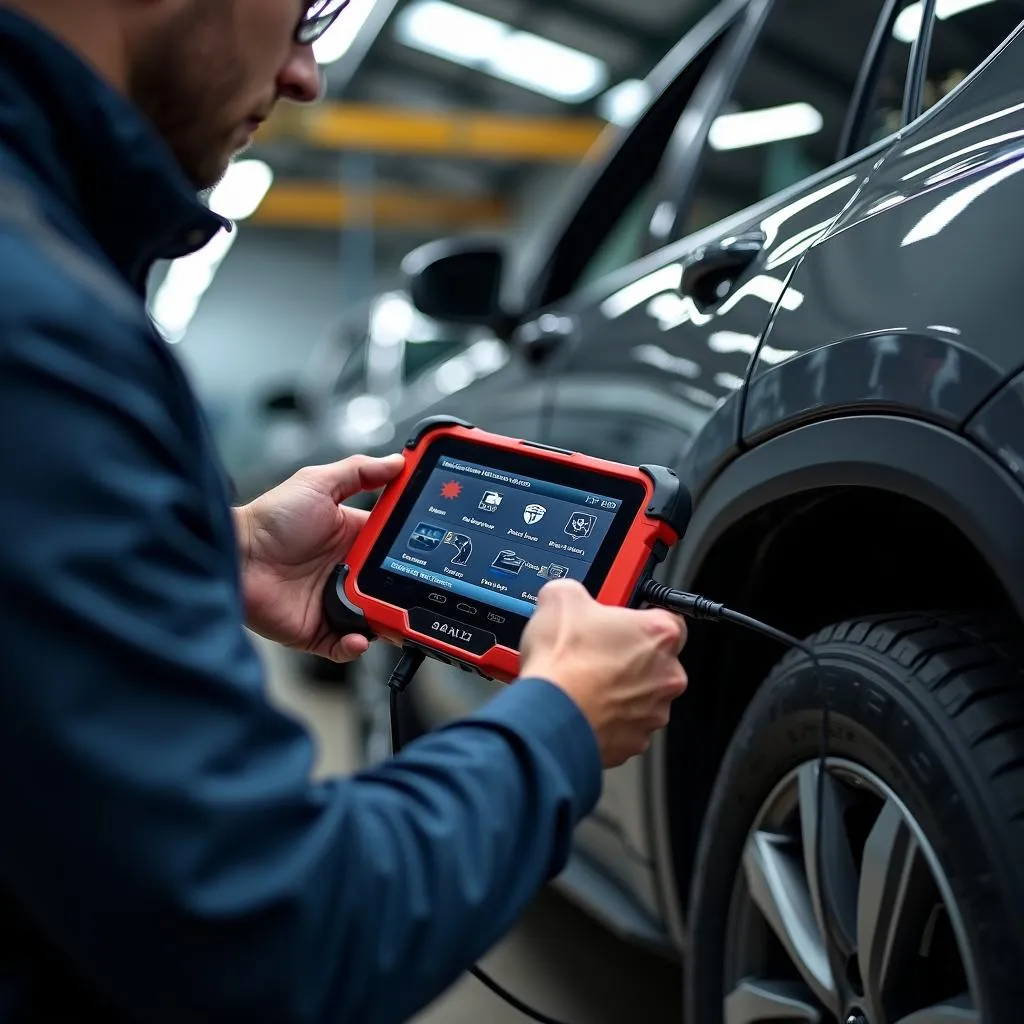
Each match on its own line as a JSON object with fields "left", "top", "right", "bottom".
{"left": 638, "top": 582, "right": 839, "bottom": 976}
{"left": 384, "top": 581, "right": 832, "bottom": 1024}
{"left": 386, "top": 647, "right": 570, "bottom": 1024}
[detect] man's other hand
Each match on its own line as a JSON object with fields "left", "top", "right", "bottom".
{"left": 234, "top": 454, "right": 405, "bottom": 662}
{"left": 520, "top": 579, "right": 689, "bottom": 768}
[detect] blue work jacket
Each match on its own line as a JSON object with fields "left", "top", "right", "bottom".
{"left": 0, "top": 10, "right": 602, "bottom": 1022}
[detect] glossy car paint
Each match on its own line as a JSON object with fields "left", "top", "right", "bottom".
{"left": 968, "top": 367, "right": 1024, "bottom": 487}
{"left": 357, "top": 3, "right": 1024, "bottom": 958}
{"left": 746, "top": 25, "right": 1024, "bottom": 442}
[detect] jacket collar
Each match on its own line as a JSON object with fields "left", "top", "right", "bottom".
{"left": 0, "top": 9, "right": 229, "bottom": 291}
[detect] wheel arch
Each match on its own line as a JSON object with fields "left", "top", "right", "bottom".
{"left": 647, "top": 414, "right": 1024, "bottom": 950}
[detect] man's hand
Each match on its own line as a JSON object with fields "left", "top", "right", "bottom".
{"left": 234, "top": 454, "right": 405, "bottom": 662}
{"left": 519, "top": 579, "right": 688, "bottom": 768}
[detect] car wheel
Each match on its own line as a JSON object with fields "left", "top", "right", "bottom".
{"left": 685, "top": 612, "right": 1024, "bottom": 1024}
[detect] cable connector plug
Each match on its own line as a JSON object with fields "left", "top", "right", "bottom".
{"left": 387, "top": 647, "right": 425, "bottom": 693}
{"left": 640, "top": 579, "right": 725, "bottom": 620}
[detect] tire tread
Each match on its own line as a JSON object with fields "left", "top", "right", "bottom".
{"left": 798, "top": 610, "right": 1024, "bottom": 867}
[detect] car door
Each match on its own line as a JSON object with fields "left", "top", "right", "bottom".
{"left": 745, "top": 0, "right": 1024, "bottom": 442}
{"left": 535, "top": 0, "right": 910, "bottom": 484}
{"left": 523, "top": 0, "right": 918, "bottom": 922}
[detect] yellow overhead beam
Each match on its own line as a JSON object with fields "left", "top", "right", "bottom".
{"left": 250, "top": 182, "right": 510, "bottom": 230}
{"left": 257, "top": 102, "right": 607, "bottom": 162}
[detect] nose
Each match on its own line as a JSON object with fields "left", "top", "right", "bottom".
{"left": 278, "top": 43, "right": 322, "bottom": 104}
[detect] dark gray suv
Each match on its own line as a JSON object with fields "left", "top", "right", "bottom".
{"left": 350, "top": 0, "right": 1024, "bottom": 1019}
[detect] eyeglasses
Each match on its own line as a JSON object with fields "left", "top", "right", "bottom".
{"left": 295, "top": 0, "right": 351, "bottom": 45}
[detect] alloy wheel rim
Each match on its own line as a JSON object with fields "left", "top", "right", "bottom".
{"left": 721, "top": 757, "right": 980, "bottom": 1024}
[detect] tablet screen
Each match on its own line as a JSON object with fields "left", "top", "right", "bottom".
{"left": 357, "top": 435, "right": 646, "bottom": 650}
{"left": 381, "top": 453, "right": 623, "bottom": 618}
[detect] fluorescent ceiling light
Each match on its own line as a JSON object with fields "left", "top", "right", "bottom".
{"left": 395, "top": 0, "right": 507, "bottom": 66}
{"left": 893, "top": 3, "right": 925, "bottom": 44}
{"left": 487, "top": 32, "right": 607, "bottom": 101}
{"left": 313, "top": 0, "right": 378, "bottom": 64}
{"left": 894, "top": 0, "right": 999, "bottom": 44}
{"left": 208, "top": 159, "right": 274, "bottom": 221}
{"left": 151, "top": 229, "right": 236, "bottom": 342}
{"left": 598, "top": 79, "right": 651, "bottom": 126}
{"left": 370, "top": 292, "right": 416, "bottom": 347}
{"left": 395, "top": 0, "right": 607, "bottom": 102}
{"left": 709, "top": 101, "right": 823, "bottom": 151}
{"left": 151, "top": 156, "right": 271, "bottom": 342}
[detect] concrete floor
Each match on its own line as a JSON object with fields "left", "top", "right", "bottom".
{"left": 258, "top": 638, "right": 684, "bottom": 1023}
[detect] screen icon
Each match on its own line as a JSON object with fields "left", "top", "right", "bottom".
{"left": 479, "top": 490, "right": 503, "bottom": 512}
{"left": 442, "top": 531, "right": 473, "bottom": 565}
{"left": 539, "top": 563, "right": 569, "bottom": 580}
{"left": 440, "top": 480, "right": 463, "bottom": 499}
{"left": 408, "top": 522, "right": 445, "bottom": 552}
{"left": 523, "top": 503, "right": 547, "bottom": 525}
{"left": 490, "top": 549, "right": 525, "bottom": 576}
{"left": 565, "top": 512, "right": 597, "bottom": 541}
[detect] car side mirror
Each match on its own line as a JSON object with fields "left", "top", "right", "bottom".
{"left": 402, "top": 237, "right": 510, "bottom": 331}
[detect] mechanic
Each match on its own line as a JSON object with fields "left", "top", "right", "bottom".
{"left": 0, "top": 2, "right": 689, "bottom": 1022}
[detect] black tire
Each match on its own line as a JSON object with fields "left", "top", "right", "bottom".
{"left": 685, "top": 612, "right": 1024, "bottom": 1024}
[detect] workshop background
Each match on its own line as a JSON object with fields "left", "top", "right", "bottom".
{"left": 151, "top": 0, "right": 1024, "bottom": 1019}
{"left": 160, "top": 0, "right": 705, "bottom": 489}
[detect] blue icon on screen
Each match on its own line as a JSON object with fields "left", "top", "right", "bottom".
{"left": 408, "top": 522, "right": 446, "bottom": 553}
{"left": 490, "top": 550, "right": 525, "bottom": 576}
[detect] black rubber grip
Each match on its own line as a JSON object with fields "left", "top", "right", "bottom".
{"left": 322, "top": 564, "right": 375, "bottom": 639}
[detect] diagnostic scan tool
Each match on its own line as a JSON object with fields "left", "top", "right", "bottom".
{"left": 323, "top": 417, "right": 692, "bottom": 682}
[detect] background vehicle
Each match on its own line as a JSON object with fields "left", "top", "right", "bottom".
{"left": 348, "top": 0, "right": 1024, "bottom": 1018}
{"left": 234, "top": 289, "right": 505, "bottom": 505}
{"left": 245, "top": 290, "right": 509, "bottom": 681}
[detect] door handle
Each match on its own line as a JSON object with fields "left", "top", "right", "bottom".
{"left": 679, "top": 228, "right": 766, "bottom": 312}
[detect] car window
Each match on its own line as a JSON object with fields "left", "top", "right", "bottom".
{"left": 331, "top": 333, "right": 468, "bottom": 398}
{"left": 402, "top": 337, "right": 466, "bottom": 380}
{"left": 919, "top": 0, "right": 1024, "bottom": 115}
{"left": 528, "top": 16, "right": 732, "bottom": 307}
{"left": 575, "top": 184, "right": 655, "bottom": 290}
{"left": 854, "top": 0, "right": 921, "bottom": 150}
{"left": 679, "top": 0, "right": 891, "bottom": 238}
{"left": 331, "top": 342, "right": 367, "bottom": 396}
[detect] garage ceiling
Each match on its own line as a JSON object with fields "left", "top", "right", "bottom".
{"left": 247, "top": 0, "right": 715, "bottom": 250}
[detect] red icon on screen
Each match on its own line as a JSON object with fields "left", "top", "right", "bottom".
{"left": 440, "top": 481, "right": 462, "bottom": 499}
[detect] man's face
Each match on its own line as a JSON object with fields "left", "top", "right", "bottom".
{"left": 128, "top": 0, "right": 321, "bottom": 190}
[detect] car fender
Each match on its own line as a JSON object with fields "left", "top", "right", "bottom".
{"left": 647, "top": 413, "right": 1024, "bottom": 949}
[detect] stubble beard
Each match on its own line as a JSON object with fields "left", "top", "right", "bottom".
{"left": 127, "top": 0, "right": 250, "bottom": 191}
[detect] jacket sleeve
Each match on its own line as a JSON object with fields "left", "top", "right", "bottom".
{"left": 0, "top": 282, "right": 603, "bottom": 1023}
